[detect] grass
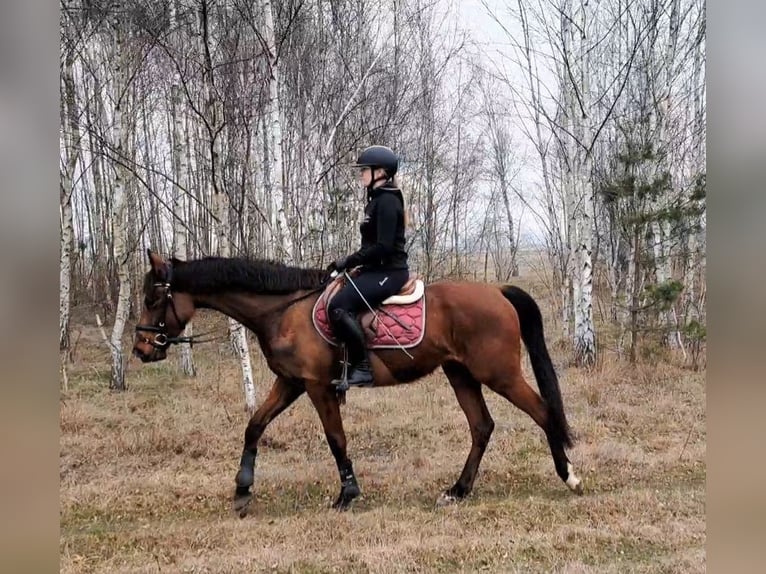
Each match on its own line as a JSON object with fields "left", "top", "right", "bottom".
{"left": 60, "top": 312, "right": 705, "bottom": 573}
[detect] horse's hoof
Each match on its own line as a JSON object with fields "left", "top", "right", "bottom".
{"left": 233, "top": 491, "right": 252, "bottom": 518}
{"left": 332, "top": 484, "right": 360, "bottom": 511}
{"left": 435, "top": 491, "right": 459, "bottom": 507}
{"left": 565, "top": 463, "right": 583, "bottom": 495}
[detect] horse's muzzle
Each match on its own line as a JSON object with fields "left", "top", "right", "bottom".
{"left": 132, "top": 346, "right": 167, "bottom": 363}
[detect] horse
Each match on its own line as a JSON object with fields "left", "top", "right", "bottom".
{"left": 132, "top": 249, "right": 583, "bottom": 516}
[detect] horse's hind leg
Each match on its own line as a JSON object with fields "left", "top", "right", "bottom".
{"left": 437, "top": 361, "right": 495, "bottom": 506}
{"left": 484, "top": 370, "right": 582, "bottom": 494}
{"left": 234, "top": 377, "right": 305, "bottom": 517}
{"left": 305, "top": 381, "right": 361, "bottom": 510}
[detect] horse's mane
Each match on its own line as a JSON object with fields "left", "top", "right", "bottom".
{"left": 166, "top": 257, "right": 327, "bottom": 295}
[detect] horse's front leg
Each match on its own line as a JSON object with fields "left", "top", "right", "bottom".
{"left": 234, "top": 376, "right": 304, "bottom": 517}
{"left": 305, "top": 381, "right": 360, "bottom": 510}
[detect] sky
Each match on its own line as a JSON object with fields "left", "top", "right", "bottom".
{"left": 455, "top": 0, "right": 556, "bottom": 245}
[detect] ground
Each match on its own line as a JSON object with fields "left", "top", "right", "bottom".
{"left": 60, "top": 309, "right": 705, "bottom": 573}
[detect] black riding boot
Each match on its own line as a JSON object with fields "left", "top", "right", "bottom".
{"left": 330, "top": 309, "right": 374, "bottom": 387}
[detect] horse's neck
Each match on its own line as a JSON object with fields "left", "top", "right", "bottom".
{"left": 191, "top": 290, "right": 303, "bottom": 340}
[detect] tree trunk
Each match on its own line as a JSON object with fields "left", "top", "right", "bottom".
{"left": 653, "top": 0, "right": 681, "bottom": 347}
{"left": 629, "top": 222, "right": 641, "bottom": 364}
{"left": 60, "top": 50, "right": 79, "bottom": 353}
{"left": 109, "top": 17, "right": 131, "bottom": 391}
{"left": 170, "top": 0, "right": 195, "bottom": 376}
{"left": 201, "top": 0, "right": 256, "bottom": 413}
{"left": 262, "top": 0, "right": 292, "bottom": 261}
{"left": 569, "top": 0, "right": 596, "bottom": 367}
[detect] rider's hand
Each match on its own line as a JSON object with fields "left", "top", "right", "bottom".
{"left": 327, "top": 257, "right": 348, "bottom": 273}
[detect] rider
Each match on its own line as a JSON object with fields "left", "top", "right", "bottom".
{"left": 326, "top": 145, "right": 410, "bottom": 386}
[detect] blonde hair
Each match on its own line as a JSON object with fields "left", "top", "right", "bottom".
{"left": 391, "top": 174, "right": 410, "bottom": 229}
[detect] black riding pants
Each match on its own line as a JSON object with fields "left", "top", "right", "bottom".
{"left": 328, "top": 268, "right": 410, "bottom": 318}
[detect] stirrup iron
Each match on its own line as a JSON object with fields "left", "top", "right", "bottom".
{"left": 331, "top": 345, "right": 350, "bottom": 392}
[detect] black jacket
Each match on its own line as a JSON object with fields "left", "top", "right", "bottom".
{"left": 345, "top": 185, "right": 408, "bottom": 270}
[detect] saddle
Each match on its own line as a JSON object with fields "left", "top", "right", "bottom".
{"left": 312, "top": 273, "right": 427, "bottom": 349}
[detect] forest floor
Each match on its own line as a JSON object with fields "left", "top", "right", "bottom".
{"left": 60, "top": 264, "right": 705, "bottom": 572}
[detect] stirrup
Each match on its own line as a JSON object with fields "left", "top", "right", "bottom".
{"left": 331, "top": 347, "right": 374, "bottom": 390}
{"left": 331, "top": 346, "right": 351, "bottom": 392}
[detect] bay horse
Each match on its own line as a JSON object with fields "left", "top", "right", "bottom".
{"left": 132, "top": 250, "right": 582, "bottom": 516}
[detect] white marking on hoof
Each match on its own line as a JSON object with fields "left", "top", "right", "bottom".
{"left": 566, "top": 462, "right": 583, "bottom": 494}
{"left": 435, "top": 492, "right": 458, "bottom": 507}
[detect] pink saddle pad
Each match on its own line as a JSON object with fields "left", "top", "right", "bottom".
{"left": 312, "top": 291, "right": 426, "bottom": 349}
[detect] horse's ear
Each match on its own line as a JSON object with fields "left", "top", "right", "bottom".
{"left": 147, "top": 249, "right": 168, "bottom": 279}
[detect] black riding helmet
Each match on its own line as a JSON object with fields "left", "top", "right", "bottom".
{"left": 352, "top": 145, "right": 399, "bottom": 190}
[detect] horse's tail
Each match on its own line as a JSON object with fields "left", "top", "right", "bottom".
{"left": 500, "top": 285, "right": 573, "bottom": 448}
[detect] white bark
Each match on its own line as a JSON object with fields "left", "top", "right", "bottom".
{"left": 109, "top": 17, "right": 131, "bottom": 390}
{"left": 487, "top": 110, "right": 518, "bottom": 278}
{"left": 569, "top": 0, "right": 596, "bottom": 366}
{"left": 262, "top": 0, "right": 292, "bottom": 262}
{"left": 574, "top": 179, "right": 596, "bottom": 366}
{"left": 171, "top": 0, "right": 196, "bottom": 377}
{"left": 684, "top": 23, "right": 705, "bottom": 324}
{"left": 214, "top": 190, "right": 257, "bottom": 413}
{"left": 201, "top": 1, "right": 256, "bottom": 413}
{"left": 60, "top": 50, "right": 78, "bottom": 352}
{"left": 650, "top": 0, "right": 681, "bottom": 346}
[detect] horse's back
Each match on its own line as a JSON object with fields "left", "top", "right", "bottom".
{"left": 424, "top": 280, "right": 521, "bottom": 337}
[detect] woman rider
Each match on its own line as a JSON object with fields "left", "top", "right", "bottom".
{"left": 326, "top": 145, "right": 410, "bottom": 387}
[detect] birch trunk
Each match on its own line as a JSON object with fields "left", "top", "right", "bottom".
{"left": 570, "top": 0, "right": 596, "bottom": 366}
{"left": 498, "top": 170, "right": 518, "bottom": 278}
{"left": 109, "top": 16, "right": 131, "bottom": 391}
{"left": 84, "top": 52, "right": 110, "bottom": 304}
{"left": 60, "top": 50, "right": 78, "bottom": 352}
{"left": 200, "top": 0, "right": 256, "bottom": 412}
{"left": 574, "top": 174, "right": 596, "bottom": 367}
{"left": 650, "top": 0, "right": 681, "bottom": 347}
{"left": 488, "top": 111, "right": 518, "bottom": 279}
{"left": 171, "top": 0, "right": 196, "bottom": 376}
{"left": 684, "top": 21, "right": 706, "bottom": 324}
{"left": 628, "top": 222, "right": 641, "bottom": 364}
{"left": 262, "top": 0, "right": 292, "bottom": 261}
{"left": 214, "top": 191, "right": 256, "bottom": 413}
{"left": 452, "top": 113, "right": 462, "bottom": 275}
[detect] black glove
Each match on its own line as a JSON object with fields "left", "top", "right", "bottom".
{"left": 327, "top": 257, "right": 348, "bottom": 273}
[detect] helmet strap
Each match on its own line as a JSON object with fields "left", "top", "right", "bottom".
{"left": 366, "top": 168, "right": 390, "bottom": 193}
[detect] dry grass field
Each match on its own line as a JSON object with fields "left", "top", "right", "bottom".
{"left": 60, "top": 300, "right": 705, "bottom": 573}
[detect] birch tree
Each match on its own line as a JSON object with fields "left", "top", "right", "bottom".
{"left": 199, "top": 0, "right": 256, "bottom": 412}
{"left": 60, "top": 31, "right": 80, "bottom": 354}
{"left": 107, "top": 9, "right": 132, "bottom": 391}
{"left": 171, "top": 0, "right": 196, "bottom": 376}
{"left": 261, "top": 0, "right": 292, "bottom": 261}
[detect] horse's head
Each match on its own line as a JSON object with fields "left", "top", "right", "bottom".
{"left": 133, "top": 249, "right": 195, "bottom": 363}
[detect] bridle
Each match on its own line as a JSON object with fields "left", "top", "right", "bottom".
{"left": 134, "top": 263, "right": 215, "bottom": 349}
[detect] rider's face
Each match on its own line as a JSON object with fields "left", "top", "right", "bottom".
{"left": 359, "top": 167, "right": 372, "bottom": 187}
